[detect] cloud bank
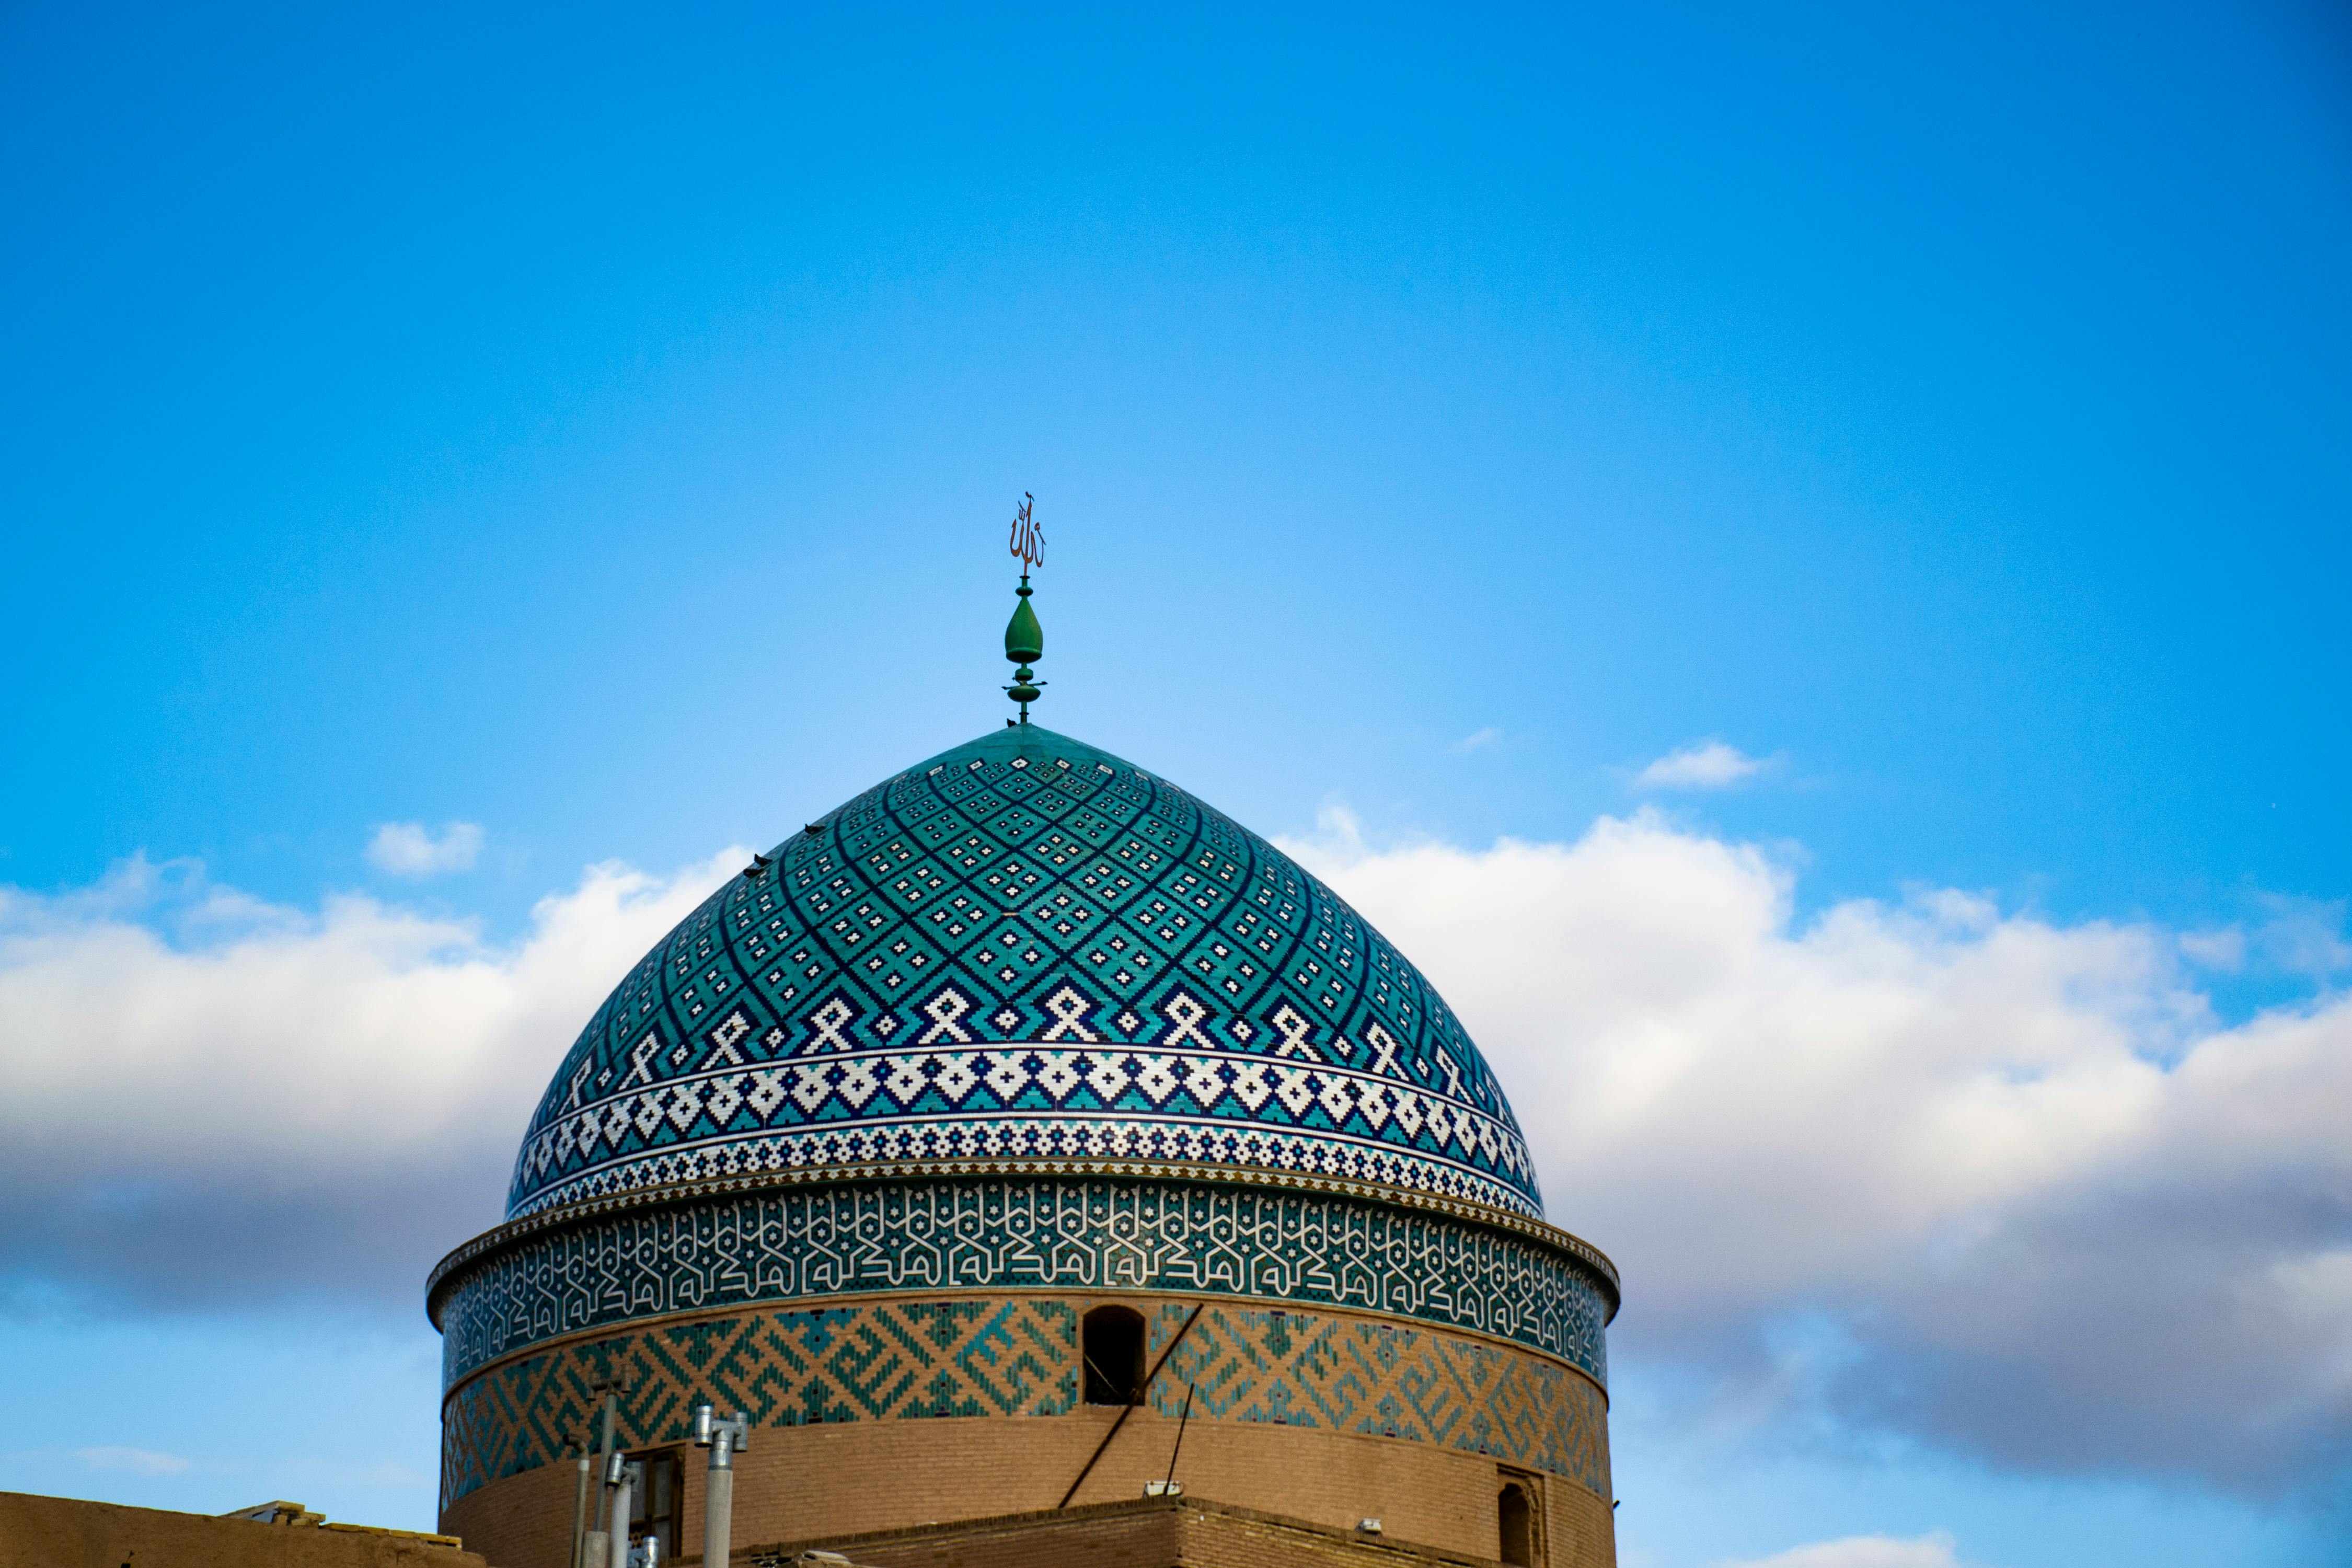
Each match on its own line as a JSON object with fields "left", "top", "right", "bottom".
{"left": 1718, "top": 1532, "right": 1974, "bottom": 1568}
{"left": 1287, "top": 811, "right": 2352, "bottom": 1496}
{"left": 0, "top": 850, "right": 735, "bottom": 1311}
{"left": 2, "top": 814, "right": 2346, "bottom": 1501}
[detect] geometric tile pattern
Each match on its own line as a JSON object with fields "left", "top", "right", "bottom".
{"left": 514, "top": 1040, "right": 1536, "bottom": 1221}
{"left": 434, "top": 1178, "right": 1612, "bottom": 1392}
{"left": 439, "top": 1297, "right": 1607, "bottom": 1513}
{"left": 506, "top": 724, "right": 1542, "bottom": 1221}
{"left": 1149, "top": 1303, "right": 1610, "bottom": 1499}
{"left": 439, "top": 1297, "right": 1078, "bottom": 1513}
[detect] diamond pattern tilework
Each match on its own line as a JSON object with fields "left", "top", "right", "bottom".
{"left": 438, "top": 1296, "right": 1077, "bottom": 1513}
{"left": 435, "top": 1178, "right": 1611, "bottom": 1392}
{"left": 438, "top": 1297, "right": 1605, "bottom": 1513}
{"left": 508, "top": 725, "right": 1541, "bottom": 1221}
{"left": 1146, "top": 1304, "right": 1608, "bottom": 1498}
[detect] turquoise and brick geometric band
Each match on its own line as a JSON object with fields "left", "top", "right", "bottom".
{"left": 437, "top": 1295, "right": 1611, "bottom": 1513}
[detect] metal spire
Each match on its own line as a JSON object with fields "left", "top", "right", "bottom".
{"left": 1004, "top": 492, "right": 1045, "bottom": 723}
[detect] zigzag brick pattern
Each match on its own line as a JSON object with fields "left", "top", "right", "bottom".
{"left": 1146, "top": 1303, "right": 1609, "bottom": 1498}
{"left": 438, "top": 1298, "right": 1606, "bottom": 1513}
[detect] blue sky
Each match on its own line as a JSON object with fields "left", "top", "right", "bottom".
{"left": 2, "top": 4, "right": 2348, "bottom": 1566}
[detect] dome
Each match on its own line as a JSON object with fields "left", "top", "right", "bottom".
{"left": 508, "top": 722, "right": 1543, "bottom": 1224}
{"left": 434, "top": 712, "right": 1619, "bottom": 1568}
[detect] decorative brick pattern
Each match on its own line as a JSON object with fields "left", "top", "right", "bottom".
{"left": 435, "top": 1179, "right": 1611, "bottom": 1391}
{"left": 1147, "top": 1305, "right": 1608, "bottom": 1498}
{"left": 439, "top": 1298, "right": 1606, "bottom": 1514}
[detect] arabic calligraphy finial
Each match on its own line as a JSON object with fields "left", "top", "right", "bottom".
{"left": 1010, "top": 491, "right": 1044, "bottom": 573}
{"left": 1002, "top": 492, "right": 1045, "bottom": 724}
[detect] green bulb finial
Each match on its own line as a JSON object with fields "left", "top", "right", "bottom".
{"left": 1004, "top": 579, "right": 1044, "bottom": 721}
{"left": 1005, "top": 578, "right": 1044, "bottom": 665}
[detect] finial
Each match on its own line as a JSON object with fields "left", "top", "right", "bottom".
{"left": 1003, "top": 492, "right": 1046, "bottom": 723}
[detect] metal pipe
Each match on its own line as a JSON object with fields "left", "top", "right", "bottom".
{"left": 607, "top": 1458, "right": 641, "bottom": 1568}
{"left": 704, "top": 1459, "right": 733, "bottom": 1568}
{"left": 1162, "top": 1382, "right": 1195, "bottom": 1491}
{"left": 693, "top": 1404, "right": 751, "bottom": 1568}
{"left": 591, "top": 1390, "right": 620, "bottom": 1534}
{"left": 569, "top": 1450, "right": 593, "bottom": 1568}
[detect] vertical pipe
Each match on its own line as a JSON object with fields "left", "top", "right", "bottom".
{"left": 591, "top": 1393, "right": 619, "bottom": 1532}
{"left": 569, "top": 1451, "right": 593, "bottom": 1568}
{"left": 608, "top": 1467, "right": 636, "bottom": 1568}
{"left": 703, "top": 1433, "right": 734, "bottom": 1568}
{"left": 586, "top": 1436, "right": 622, "bottom": 1568}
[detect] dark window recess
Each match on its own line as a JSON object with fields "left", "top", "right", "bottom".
{"left": 1082, "top": 1305, "right": 1146, "bottom": 1405}
{"left": 1498, "top": 1479, "right": 1535, "bottom": 1567}
{"left": 628, "top": 1450, "right": 682, "bottom": 1561}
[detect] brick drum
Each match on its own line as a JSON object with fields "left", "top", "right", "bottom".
{"left": 440, "top": 1292, "right": 1611, "bottom": 1568}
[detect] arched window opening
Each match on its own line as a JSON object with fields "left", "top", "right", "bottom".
{"left": 1498, "top": 1480, "right": 1534, "bottom": 1567}
{"left": 1082, "top": 1305, "right": 1146, "bottom": 1405}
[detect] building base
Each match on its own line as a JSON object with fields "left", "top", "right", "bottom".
{"left": 729, "top": 1492, "right": 1607, "bottom": 1568}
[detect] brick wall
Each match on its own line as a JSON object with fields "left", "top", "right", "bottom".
{"left": 443, "top": 1288, "right": 1609, "bottom": 1554}
{"left": 447, "top": 1398, "right": 1613, "bottom": 1568}
{"left": 746, "top": 1493, "right": 1584, "bottom": 1568}
{"left": 0, "top": 1491, "right": 486, "bottom": 1568}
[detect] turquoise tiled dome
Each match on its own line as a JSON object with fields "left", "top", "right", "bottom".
{"left": 509, "top": 724, "right": 1543, "bottom": 1221}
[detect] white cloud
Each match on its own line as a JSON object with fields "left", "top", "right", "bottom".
{"left": 76, "top": 1446, "right": 191, "bottom": 1475}
{"left": 2177, "top": 898, "right": 2351, "bottom": 981}
{"left": 2246, "top": 895, "right": 2352, "bottom": 978}
{"left": 2177, "top": 928, "right": 2245, "bottom": 970}
{"left": 1287, "top": 809, "right": 2352, "bottom": 1491}
{"left": 0, "top": 849, "right": 737, "bottom": 1307}
{"left": 364, "top": 821, "right": 485, "bottom": 877}
{"left": 1718, "top": 1533, "right": 1974, "bottom": 1568}
{"left": 1454, "top": 727, "right": 1504, "bottom": 753}
{"left": 1634, "top": 740, "right": 1768, "bottom": 790}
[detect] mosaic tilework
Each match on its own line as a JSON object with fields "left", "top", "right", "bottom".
{"left": 439, "top": 1297, "right": 1077, "bottom": 1512}
{"left": 434, "top": 1178, "right": 1611, "bottom": 1391}
{"left": 508, "top": 724, "right": 1541, "bottom": 1221}
{"left": 439, "top": 1298, "right": 1606, "bottom": 1512}
{"left": 515, "top": 1043, "right": 1533, "bottom": 1220}
{"left": 1147, "top": 1303, "right": 1610, "bottom": 1500}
